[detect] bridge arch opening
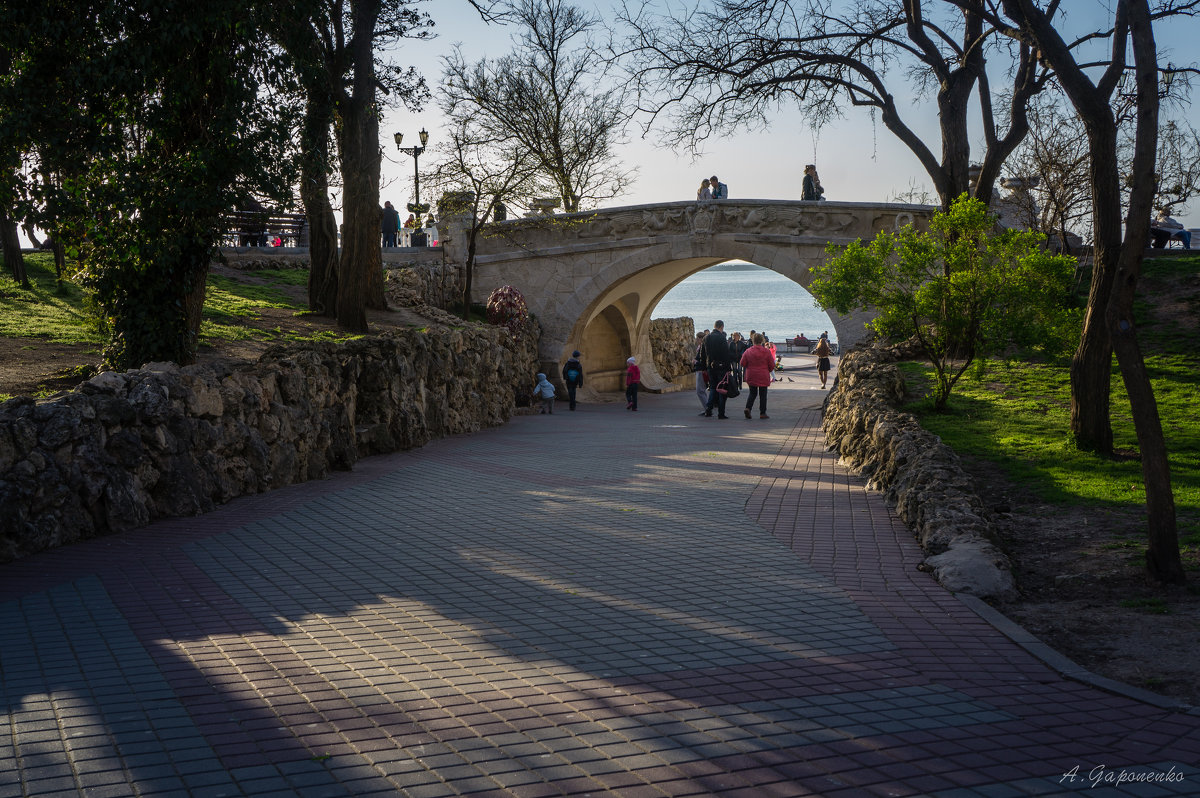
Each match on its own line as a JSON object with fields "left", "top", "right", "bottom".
{"left": 567, "top": 256, "right": 848, "bottom": 396}
{"left": 652, "top": 260, "right": 837, "bottom": 344}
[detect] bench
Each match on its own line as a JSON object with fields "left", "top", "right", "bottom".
{"left": 222, "top": 211, "right": 308, "bottom": 248}
{"left": 784, "top": 337, "right": 813, "bottom": 353}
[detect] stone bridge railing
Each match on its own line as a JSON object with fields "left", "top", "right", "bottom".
{"left": 459, "top": 200, "right": 934, "bottom": 263}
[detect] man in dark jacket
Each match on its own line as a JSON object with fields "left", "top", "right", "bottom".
{"left": 702, "top": 320, "right": 732, "bottom": 418}
{"left": 563, "top": 350, "right": 584, "bottom": 410}
{"left": 381, "top": 201, "right": 401, "bottom": 248}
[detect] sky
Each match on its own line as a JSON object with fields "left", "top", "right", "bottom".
{"left": 379, "top": 0, "right": 1200, "bottom": 230}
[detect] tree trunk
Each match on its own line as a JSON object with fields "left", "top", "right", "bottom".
{"left": 335, "top": 0, "right": 385, "bottom": 333}
{"left": 180, "top": 259, "right": 210, "bottom": 367}
{"left": 21, "top": 223, "right": 42, "bottom": 250}
{"left": 1070, "top": 118, "right": 1121, "bottom": 454}
{"left": 301, "top": 93, "right": 339, "bottom": 317}
{"left": 462, "top": 226, "right": 478, "bottom": 320}
{"left": 1107, "top": 0, "right": 1183, "bottom": 584}
{"left": 1, "top": 210, "right": 27, "bottom": 287}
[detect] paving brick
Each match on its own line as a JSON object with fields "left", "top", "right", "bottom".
{"left": 5, "top": 389, "right": 1200, "bottom": 798}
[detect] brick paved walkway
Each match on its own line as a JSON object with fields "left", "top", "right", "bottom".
{"left": 2, "top": 365, "right": 1198, "bottom": 797}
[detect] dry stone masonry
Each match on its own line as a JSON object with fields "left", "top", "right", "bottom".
{"left": 0, "top": 326, "right": 538, "bottom": 562}
{"left": 821, "top": 341, "right": 1016, "bottom": 600}
{"left": 649, "top": 317, "right": 698, "bottom": 390}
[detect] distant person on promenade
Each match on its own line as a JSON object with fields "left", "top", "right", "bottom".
{"left": 381, "top": 201, "right": 400, "bottom": 248}
{"left": 764, "top": 335, "right": 780, "bottom": 380}
{"left": 729, "top": 331, "right": 749, "bottom": 387}
{"left": 697, "top": 179, "right": 712, "bottom": 201}
{"left": 625, "top": 357, "right": 641, "bottom": 411}
{"left": 710, "top": 175, "right": 728, "bottom": 199}
{"left": 692, "top": 331, "right": 709, "bottom": 413}
{"left": 533, "top": 372, "right": 556, "bottom": 414}
{"left": 702, "top": 320, "right": 732, "bottom": 419}
{"left": 813, "top": 336, "right": 833, "bottom": 389}
{"left": 563, "top": 350, "right": 584, "bottom": 411}
{"left": 802, "top": 164, "right": 825, "bottom": 201}
{"left": 740, "top": 333, "right": 775, "bottom": 419}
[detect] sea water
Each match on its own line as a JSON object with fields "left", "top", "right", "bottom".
{"left": 651, "top": 262, "right": 837, "bottom": 343}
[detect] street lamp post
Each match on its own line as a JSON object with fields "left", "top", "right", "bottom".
{"left": 394, "top": 128, "right": 430, "bottom": 209}
{"left": 1117, "top": 62, "right": 1175, "bottom": 102}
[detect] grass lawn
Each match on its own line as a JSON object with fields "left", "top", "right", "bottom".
{"left": 897, "top": 254, "right": 1200, "bottom": 552}
{"left": 1, "top": 254, "right": 365, "bottom": 401}
{"left": 1, "top": 254, "right": 349, "bottom": 348}
{"left": 0, "top": 253, "right": 101, "bottom": 344}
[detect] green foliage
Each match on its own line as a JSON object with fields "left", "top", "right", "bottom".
{"left": 811, "top": 195, "right": 1080, "bottom": 410}
{"left": 4, "top": 1, "right": 300, "bottom": 371}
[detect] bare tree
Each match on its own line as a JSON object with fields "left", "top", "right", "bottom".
{"left": 1006, "top": 99, "right": 1200, "bottom": 253}
{"left": 1147, "top": 119, "right": 1200, "bottom": 213}
{"left": 426, "top": 119, "right": 546, "bottom": 319}
{"left": 442, "top": 0, "right": 634, "bottom": 212}
{"left": 1004, "top": 96, "right": 1093, "bottom": 250}
{"left": 618, "top": 0, "right": 1050, "bottom": 209}
{"left": 989, "top": 0, "right": 1192, "bottom": 584}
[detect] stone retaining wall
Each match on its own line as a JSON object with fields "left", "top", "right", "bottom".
{"left": 821, "top": 342, "right": 1016, "bottom": 599}
{"left": 0, "top": 325, "right": 538, "bottom": 562}
{"left": 384, "top": 254, "right": 463, "bottom": 312}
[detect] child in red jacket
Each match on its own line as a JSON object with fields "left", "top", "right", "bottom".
{"left": 625, "top": 357, "right": 641, "bottom": 411}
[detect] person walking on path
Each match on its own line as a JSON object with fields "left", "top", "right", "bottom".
{"left": 740, "top": 332, "right": 775, "bottom": 419}
{"left": 381, "top": 201, "right": 400, "bottom": 248}
{"left": 813, "top": 336, "right": 833, "bottom": 389}
{"left": 702, "top": 320, "right": 732, "bottom": 419}
{"left": 563, "top": 351, "right": 584, "bottom": 411}
{"left": 625, "top": 357, "right": 641, "bottom": 411}
{"left": 709, "top": 175, "right": 728, "bottom": 199}
{"left": 533, "top": 373, "right": 556, "bottom": 414}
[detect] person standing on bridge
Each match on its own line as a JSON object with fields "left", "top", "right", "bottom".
{"left": 697, "top": 179, "right": 712, "bottom": 201}
{"left": 802, "top": 165, "right": 825, "bottom": 201}
{"left": 381, "top": 201, "right": 400, "bottom": 248}
{"left": 710, "top": 175, "right": 728, "bottom": 199}
{"left": 702, "top": 320, "right": 732, "bottom": 419}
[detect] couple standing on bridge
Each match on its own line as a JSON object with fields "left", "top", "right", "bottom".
{"left": 694, "top": 165, "right": 824, "bottom": 202}
{"left": 696, "top": 175, "right": 728, "bottom": 201}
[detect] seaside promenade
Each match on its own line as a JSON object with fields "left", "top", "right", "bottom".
{"left": 2, "top": 356, "right": 1198, "bottom": 797}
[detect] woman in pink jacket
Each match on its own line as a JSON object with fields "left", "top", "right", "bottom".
{"left": 739, "top": 333, "right": 775, "bottom": 419}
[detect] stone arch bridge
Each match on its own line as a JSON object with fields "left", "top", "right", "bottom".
{"left": 441, "top": 200, "right": 933, "bottom": 395}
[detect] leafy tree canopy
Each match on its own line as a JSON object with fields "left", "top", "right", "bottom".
{"left": 810, "top": 195, "right": 1079, "bottom": 410}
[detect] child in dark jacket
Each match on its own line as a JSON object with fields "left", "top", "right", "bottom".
{"left": 625, "top": 357, "right": 641, "bottom": 411}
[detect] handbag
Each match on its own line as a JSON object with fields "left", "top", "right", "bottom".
{"left": 716, "top": 372, "right": 740, "bottom": 398}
